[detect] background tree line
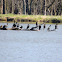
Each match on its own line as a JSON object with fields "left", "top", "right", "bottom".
{"left": 0, "top": 0, "right": 62, "bottom": 15}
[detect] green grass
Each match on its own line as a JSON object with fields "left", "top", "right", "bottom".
{"left": 0, "top": 14, "right": 62, "bottom": 23}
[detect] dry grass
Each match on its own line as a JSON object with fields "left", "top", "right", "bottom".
{"left": 0, "top": 14, "right": 62, "bottom": 23}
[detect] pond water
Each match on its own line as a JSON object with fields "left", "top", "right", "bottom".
{"left": 0, "top": 23, "right": 62, "bottom": 62}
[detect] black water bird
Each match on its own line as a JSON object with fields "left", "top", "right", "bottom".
{"left": 47, "top": 25, "right": 51, "bottom": 31}
{"left": 39, "top": 25, "right": 41, "bottom": 30}
{"left": 55, "top": 24, "right": 58, "bottom": 29}
{"left": 20, "top": 26, "right": 23, "bottom": 29}
{"left": 36, "top": 21, "right": 38, "bottom": 27}
{"left": 27, "top": 24, "right": 29, "bottom": 29}
{"left": 3, "top": 25, "right": 7, "bottom": 30}
{"left": 43, "top": 23, "right": 46, "bottom": 29}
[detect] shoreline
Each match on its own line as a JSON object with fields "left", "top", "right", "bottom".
{"left": 0, "top": 14, "right": 62, "bottom": 24}
{"left": 0, "top": 21, "right": 62, "bottom": 24}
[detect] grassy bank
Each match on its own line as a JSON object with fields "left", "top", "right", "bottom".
{"left": 0, "top": 14, "right": 62, "bottom": 23}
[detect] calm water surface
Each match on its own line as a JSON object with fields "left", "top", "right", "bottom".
{"left": 0, "top": 23, "right": 62, "bottom": 62}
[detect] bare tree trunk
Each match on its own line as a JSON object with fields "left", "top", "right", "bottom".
{"left": 26, "top": 0, "right": 29, "bottom": 14}
{"left": 29, "top": 0, "right": 33, "bottom": 15}
{"left": 42, "top": 0, "right": 45, "bottom": 15}
{"left": 23, "top": 0, "right": 26, "bottom": 14}
{"left": 1, "top": 0, "right": 3, "bottom": 14}
{"left": 23, "top": 0, "right": 24, "bottom": 14}
{"left": 3, "top": 0, "right": 6, "bottom": 14}
{"left": 34, "top": 3, "right": 35, "bottom": 15}
{"left": 45, "top": 0, "right": 47, "bottom": 15}
{"left": 24, "top": 0, "right": 26, "bottom": 15}
{"left": 12, "top": 0, "right": 14, "bottom": 14}
{"left": 59, "top": 0, "right": 61, "bottom": 15}
{"left": 5, "top": 0, "right": 6, "bottom": 14}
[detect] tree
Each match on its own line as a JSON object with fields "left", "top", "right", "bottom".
{"left": 0, "top": 0, "right": 62, "bottom": 15}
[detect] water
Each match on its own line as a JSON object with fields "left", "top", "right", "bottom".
{"left": 0, "top": 23, "right": 62, "bottom": 62}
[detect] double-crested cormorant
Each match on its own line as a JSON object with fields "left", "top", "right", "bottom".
{"left": 13, "top": 21, "right": 16, "bottom": 28}
{"left": 3, "top": 25, "right": 7, "bottom": 30}
{"left": 30, "top": 26, "right": 37, "bottom": 30}
{"left": 39, "top": 25, "right": 41, "bottom": 30}
{"left": 16, "top": 22, "right": 19, "bottom": 28}
{"left": 20, "top": 26, "right": 23, "bottom": 29}
{"left": 36, "top": 21, "right": 38, "bottom": 27}
{"left": 27, "top": 24, "right": 29, "bottom": 29}
{"left": 55, "top": 24, "right": 58, "bottom": 29}
{"left": 13, "top": 23, "right": 16, "bottom": 27}
{"left": 47, "top": 25, "right": 51, "bottom": 31}
{"left": 17, "top": 24, "right": 19, "bottom": 27}
{"left": 43, "top": 24, "right": 46, "bottom": 29}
